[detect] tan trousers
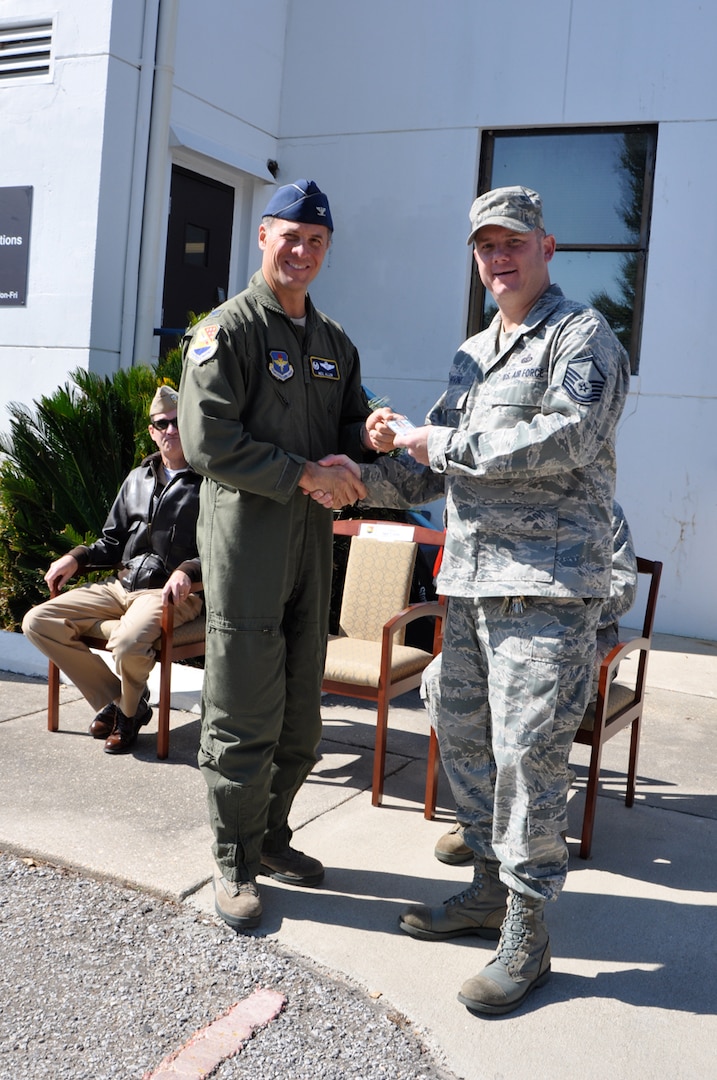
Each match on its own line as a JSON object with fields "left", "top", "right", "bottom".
{"left": 22, "top": 579, "right": 202, "bottom": 717}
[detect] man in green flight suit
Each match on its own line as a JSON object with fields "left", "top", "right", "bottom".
{"left": 178, "top": 179, "right": 390, "bottom": 930}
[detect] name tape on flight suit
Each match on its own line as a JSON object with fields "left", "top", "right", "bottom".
{"left": 310, "top": 357, "right": 340, "bottom": 380}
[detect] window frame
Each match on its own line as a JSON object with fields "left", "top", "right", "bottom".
{"left": 467, "top": 124, "right": 658, "bottom": 374}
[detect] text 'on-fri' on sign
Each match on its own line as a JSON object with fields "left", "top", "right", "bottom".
{"left": 0, "top": 186, "right": 33, "bottom": 307}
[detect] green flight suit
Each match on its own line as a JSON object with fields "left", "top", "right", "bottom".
{"left": 179, "top": 271, "right": 370, "bottom": 881}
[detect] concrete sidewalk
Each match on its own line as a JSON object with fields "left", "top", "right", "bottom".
{"left": 1, "top": 627, "right": 716, "bottom": 1080}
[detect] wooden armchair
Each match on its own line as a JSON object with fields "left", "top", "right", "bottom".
{"left": 323, "top": 519, "right": 446, "bottom": 809}
{"left": 573, "top": 556, "right": 663, "bottom": 858}
{"left": 47, "top": 577, "right": 205, "bottom": 759}
{"left": 423, "top": 557, "right": 663, "bottom": 857}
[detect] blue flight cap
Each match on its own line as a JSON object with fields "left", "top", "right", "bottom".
{"left": 262, "top": 179, "right": 334, "bottom": 232}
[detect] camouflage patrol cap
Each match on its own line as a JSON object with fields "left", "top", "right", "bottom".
{"left": 149, "top": 384, "right": 178, "bottom": 418}
{"left": 467, "top": 186, "right": 545, "bottom": 245}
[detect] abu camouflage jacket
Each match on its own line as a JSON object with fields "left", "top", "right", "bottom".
{"left": 361, "top": 285, "right": 631, "bottom": 600}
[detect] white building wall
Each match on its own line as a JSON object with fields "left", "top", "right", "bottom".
{"left": 0, "top": 1, "right": 118, "bottom": 399}
{"left": 166, "top": 0, "right": 289, "bottom": 310}
{"left": 617, "top": 120, "right": 717, "bottom": 638}
{"left": 0, "top": 0, "right": 714, "bottom": 640}
{"left": 268, "top": 0, "right": 717, "bottom": 641}
{"left": 0, "top": 0, "right": 287, "bottom": 395}
{"left": 91, "top": 4, "right": 149, "bottom": 374}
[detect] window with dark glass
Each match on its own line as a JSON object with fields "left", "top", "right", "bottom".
{"left": 469, "top": 126, "right": 658, "bottom": 373}
{"left": 184, "top": 223, "right": 209, "bottom": 267}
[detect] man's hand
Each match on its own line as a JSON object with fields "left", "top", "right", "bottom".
{"left": 363, "top": 407, "right": 399, "bottom": 453}
{"left": 162, "top": 570, "right": 193, "bottom": 604}
{"left": 44, "top": 554, "right": 79, "bottom": 594}
{"left": 393, "top": 425, "right": 431, "bottom": 465}
{"left": 317, "top": 453, "right": 361, "bottom": 477}
{"left": 300, "top": 458, "right": 367, "bottom": 509}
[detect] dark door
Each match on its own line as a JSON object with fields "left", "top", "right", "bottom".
{"left": 160, "top": 166, "right": 234, "bottom": 353}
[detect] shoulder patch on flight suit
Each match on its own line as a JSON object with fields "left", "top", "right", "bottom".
{"left": 310, "top": 356, "right": 340, "bottom": 380}
{"left": 187, "top": 324, "right": 220, "bottom": 364}
{"left": 562, "top": 356, "right": 606, "bottom": 404}
{"left": 268, "top": 350, "right": 294, "bottom": 382}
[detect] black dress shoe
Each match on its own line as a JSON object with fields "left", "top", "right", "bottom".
{"left": 103, "top": 698, "right": 152, "bottom": 755}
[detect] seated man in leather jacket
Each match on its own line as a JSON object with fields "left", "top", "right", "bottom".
{"left": 22, "top": 386, "right": 202, "bottom": 754}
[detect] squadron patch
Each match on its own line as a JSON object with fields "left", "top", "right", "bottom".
{"left": 310, "top": 356, "right": 340, "bottom": 380}
{"left": 187, "top": 324, "right": 220, "bottom": 364}
{"left": 268, "top": 350, "right": 294, "bottom": 382}
{"left": 562, "top": 356, "right": 606, "bottom": 404}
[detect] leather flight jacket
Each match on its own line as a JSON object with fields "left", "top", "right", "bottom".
{"left": 69, "top": 453, "right": 201, "bottom": 591}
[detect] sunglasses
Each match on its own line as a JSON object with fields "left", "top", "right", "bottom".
{"left": 151, "top": 417, "right": 179, "bottom": 432}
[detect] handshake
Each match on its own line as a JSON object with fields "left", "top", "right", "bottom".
{"left": 299, "top": 455, "right": 365, "bottom": 509}
{"left": 298, "top": 406, "right": 429, "bottom": 510}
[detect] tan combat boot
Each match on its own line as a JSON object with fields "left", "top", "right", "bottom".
{"left": 457, "top": 890, "right": 551, "bottom": 1014}
{"left": 434, "top": 823, "right": 473, "bottom": 865}
{"left": 399, "top": 860, "right": 507, "bottom": 941}
{"left": 214, "top": 875, "right": 262, "bottom": 931}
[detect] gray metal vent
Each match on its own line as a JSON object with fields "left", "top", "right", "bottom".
{"left": 0, "top": 21, "right": 53, "bottom": 82}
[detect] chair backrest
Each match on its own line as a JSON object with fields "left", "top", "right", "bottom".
{"left": 332, "top": 517, "right": 444, "bottom": 550}
{"left": 629, "top": 556, "right": 663, "bottom": 691}
{"left": 635, "top": 556, "right": 662, "bottom": 641}
{"left": 338, "top": 536, "right": 417, "bottom": 642}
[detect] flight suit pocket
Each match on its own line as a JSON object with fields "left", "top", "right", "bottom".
{"left": 204, "top": 617, "right": 283, "bottom": 723}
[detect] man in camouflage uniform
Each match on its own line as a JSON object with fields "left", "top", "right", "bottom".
{"left": 431, "top": 499, "right": 637, "bottom": 865}
{"left": 351, "top": 187, "right": 631, "bottom": 1014}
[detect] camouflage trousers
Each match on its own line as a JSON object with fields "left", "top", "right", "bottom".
{"left": 422, "top": 595, "right": 602, "bottom": 902}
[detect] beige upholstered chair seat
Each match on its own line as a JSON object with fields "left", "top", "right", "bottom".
{"left": 156, "top": 613, "right": 205, "bottom": 650}
{"left": 325, "top": 636, "right": 433, "bottom": 687}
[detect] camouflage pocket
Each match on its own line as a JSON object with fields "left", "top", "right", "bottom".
{"left": 475, "top": 505, "right": 557, "bottom": 585}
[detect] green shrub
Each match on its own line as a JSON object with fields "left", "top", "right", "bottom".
{"left": 0, "top": 341, "right": 187, "bottom": 630}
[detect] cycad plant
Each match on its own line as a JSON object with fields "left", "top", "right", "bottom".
{"left": 0, "top": 345, "right": 185, "bottom": 630}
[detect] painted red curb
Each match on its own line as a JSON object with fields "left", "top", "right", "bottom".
{"left": 144, "top": 987, "right": 287, "bottom": 1078}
